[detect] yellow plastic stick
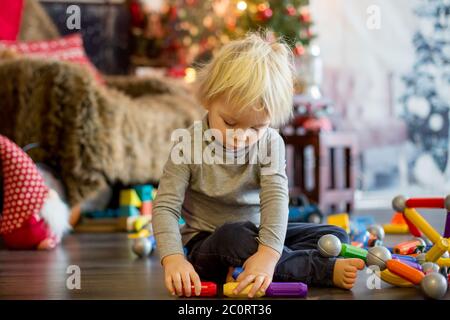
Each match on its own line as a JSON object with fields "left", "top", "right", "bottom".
{"left": 437, "top": 257, "right": 450, "bottom": 267}
{"left": 380, "top": 269, "right": 414, "bottom": 288}
{"left": 403, "top": 208, "right": 441, "bottom": 244}
{"left": 425, "top": 238, "right": 449, "bottom": 262}
{"left": 383, "top": 224, "right": 409, "bottom": 234}
{"left": 223, "top": 282, "right": 265, "bottom": 298}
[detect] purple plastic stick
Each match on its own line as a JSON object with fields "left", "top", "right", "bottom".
{"left": 265, "top": 282, "right": 308, "bottom": 297}
{"left": 444, "top": 211, "right": 450, "bottom": 238}
{"left": 392, "top": 256, "right": 422, "bottom": 271}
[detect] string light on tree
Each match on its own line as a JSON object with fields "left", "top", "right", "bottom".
{"left": 237, "top": 1, "right": 247, "bottom": 11}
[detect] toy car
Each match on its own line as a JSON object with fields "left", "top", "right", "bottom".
{"left": 288, "top": 194, "right": 323, "bottom": 223}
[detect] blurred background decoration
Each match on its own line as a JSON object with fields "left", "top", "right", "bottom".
{"left": 128, "top": 0, "right": 315, "bottom": 83}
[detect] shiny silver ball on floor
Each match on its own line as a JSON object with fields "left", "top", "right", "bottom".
{"left": 422, "top": 262, "right": 440, "bottom": 274}
{"left": 132, "top": 238, "right": 153, "bottom": 258}
{"left": 421, "top": 272, "right": 448, "bottom": 300}
{"left": 366, "top": 246, "right": 391, "bottom": 271}
{"left": 367, "top": 224, "right": 385, "bottom": 241}
{"left": 318, "top": 234, "right": 342, "bottom": 257}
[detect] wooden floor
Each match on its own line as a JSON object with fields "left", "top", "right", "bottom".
{"left": 1, "top": 209, "right": 449, "bottom": 300}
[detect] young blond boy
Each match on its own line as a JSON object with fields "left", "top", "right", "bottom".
{"left": 152, "top": 33, "right": 364, "bottom": 298}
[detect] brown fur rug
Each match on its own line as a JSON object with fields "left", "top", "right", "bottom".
{"left": 0, "top": 58, "right": 204, "bottom": 206}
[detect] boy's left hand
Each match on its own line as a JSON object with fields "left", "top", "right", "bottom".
{"left": 234, "top": 244, "right": 280, "bottom": 298}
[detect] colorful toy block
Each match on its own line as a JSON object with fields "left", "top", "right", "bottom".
{"left": 84, "top": 209, "right": 117, "bottom": 219}
{"left": 140, "top": 201, "right": 152, "bottom": 216}
{"left": 134, "top": 185, "right": 154, "bottom": 202}
{"left": 327, "top": 213, "right": 350, "bottom": 233}
{"left": 118, "top": 206, "right": 140, "bottom": 217}
{"left": 117, "top": 215, "right": 151, "bottom": 232}
{"left": 152, "top": 188, "right": 157, "bottom": 200}
{"left": 120, "top": 189, "right": 142, "bottom": 207}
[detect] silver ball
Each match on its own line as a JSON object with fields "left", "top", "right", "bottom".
{"left": 416, "top": 253, "right": 427, "bottom": 265}
{"left": 422, "top": 262, "right": 440, "bottom": 274}
{"left": 421, "top": 272, "right": 448, "bottom": 300}
{"left": 445, "top": 195, "right": 450, "bottom": 212}
{"left": 392, "top": 195, "right": 406, "bottom": 213}
{"left": 318, "top": 234, "right": 342, "bottom": 257}
{"left": 414, "top": 237, "right": 427, "bottom": 248}
{"left": 366, "top": 246, "right": 392, "bottom": 271}
{"left": 132, "top": 238, "right": 153, "bottom": 258}
{"left": 367, "top": 224, "right": 385, "bottom": 241}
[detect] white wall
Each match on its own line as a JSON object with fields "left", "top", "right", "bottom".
{"left": 310, "top": 0, "right": 419, "bottom": 122}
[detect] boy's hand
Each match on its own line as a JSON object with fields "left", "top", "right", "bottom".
{"left": 162, "top": 254, "right": 202, "bottom": 297}
{"left": 234, "top": 245, "right": 280, "bottom": 298}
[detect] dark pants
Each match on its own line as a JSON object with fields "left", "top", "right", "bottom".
{"left": 185, "top": 221, "right": 349, "bottom": 286}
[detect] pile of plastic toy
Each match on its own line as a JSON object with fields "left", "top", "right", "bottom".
{"left": 319, "top": 195, "right": 450, "bottom": 299}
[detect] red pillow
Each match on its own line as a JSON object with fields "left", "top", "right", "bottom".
{"left": 0, "top": 0, "right": 24, "bottom": 40}
{"left": 0, "top": 33, "right": 104, "bottom": 84}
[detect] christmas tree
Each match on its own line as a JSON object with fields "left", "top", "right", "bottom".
{"left": 400, "top": 0, "right": 450, "bottom": 180}
{"left": 129, "top": 0, "right": 314, "bottom": 71}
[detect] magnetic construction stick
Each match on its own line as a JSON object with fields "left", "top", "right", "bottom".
{"left": 386, "top": 259, "right": 425, "bottom": 285}
{"left": 189, "top": 282, "right": 217, "bottom": 297}
{"left": 340, "top": 243, "right": 368, "bottom": 261}
{"left": 405, "top": 198, "right": 445, "bottom": 208}
{"left": 403, "top": 208, "right": 442, "bottom": 244}
{"left": 425, "top": 238, "right": 450, "bottom": 262}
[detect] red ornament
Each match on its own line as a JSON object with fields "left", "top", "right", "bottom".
{"left": 166, "top": 65, "right": 186, "bottom": 78}
{"left": 258, "top": 8, "right": 273, "bottom": 21}
{"left": 129, "top": 0, "right": 144, "bottom": 27}
{"left": 294, "top": 45, "right": 305, "bottom": 56}
{"left": 299, "top": 10, "right": 311, "bottom": 23}
{"left": 286, "top": 5, "right": 296, "bottom": 16}
{"left": 167, "top": 5, "right": 178, "bottom": 20}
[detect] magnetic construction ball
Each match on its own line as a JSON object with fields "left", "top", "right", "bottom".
{"left": 318, "top": 234, "right": 342, "bottom": 257}
{"left": 422, "top": 262, "right": 440, "bottom": 274}
{"left": 366, "top": 246, "right": 392, "bottom": 271}
{"left": 420, "top": 272, "right": 448, "bottom": 300}
{"left": 392, "top": 195, "right": 406, "bottom": 213}
{"left": 367, "top": 224, "right": 385, "bottom": 241}
{"left": 132, "top": 237, "right": 153, "bottom": 258}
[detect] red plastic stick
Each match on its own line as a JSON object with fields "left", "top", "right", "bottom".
{"left": 189, "top": 282, "right": 217, "bottom": 297}
{"left": 403, "top": 214, "right": 422, "bottom": 237}
{"left": 405, "top": 198, "right": 445, "bottom": 209}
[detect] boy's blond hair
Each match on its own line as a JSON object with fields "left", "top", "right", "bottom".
{"left": 195, "top": 32, "right": 294, "bottom": 128}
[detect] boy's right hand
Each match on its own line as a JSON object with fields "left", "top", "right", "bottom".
{"left": 162, "top": 254, "right": 202, "bottom": 297}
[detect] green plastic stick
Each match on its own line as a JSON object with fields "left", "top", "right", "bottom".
{"left": 340, "top": 243, "right": 368, "bottom": 261}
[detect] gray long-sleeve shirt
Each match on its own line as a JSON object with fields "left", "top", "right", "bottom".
{"left": 152, "top": 113, "right": 289, "bottom": 261}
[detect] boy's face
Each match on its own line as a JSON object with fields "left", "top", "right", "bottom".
{"left": 207, "top": 97, "right": 270, "bottom": 150}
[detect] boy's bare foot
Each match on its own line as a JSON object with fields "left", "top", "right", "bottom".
{"left": 333, "top": 258, "right": 365, "bottom": 289}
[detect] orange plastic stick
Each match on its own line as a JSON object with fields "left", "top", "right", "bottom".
{"left": 386, "top": 259, "right": 424, "bottom": 285}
